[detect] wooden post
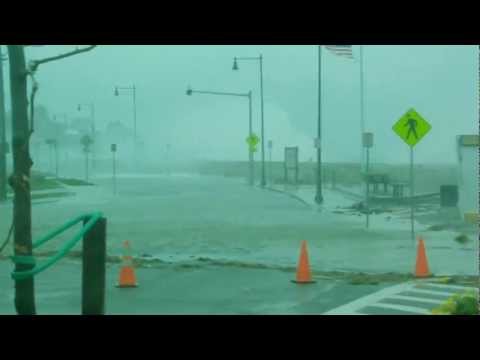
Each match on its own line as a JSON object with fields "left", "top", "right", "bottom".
{"left": 82, "top": 216, "right": 107, "bottom": 315}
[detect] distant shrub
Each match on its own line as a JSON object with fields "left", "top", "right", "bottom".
{"left": 58, "top": 178, "right": 93, "bottom": 186}
{"left": 454, "top": 234, "right": 470, "bottom": 245}
{"left": 432, "top": 290, "right": 479, "bottom": 315}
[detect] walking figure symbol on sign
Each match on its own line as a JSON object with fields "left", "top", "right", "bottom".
{"left": 404, "top": 117, "right": 418, "bottom": 140}
{"left": 393, "top": 108, "right": 431, "bottom": 147}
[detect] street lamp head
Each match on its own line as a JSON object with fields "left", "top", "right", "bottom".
{"left": 186, "top": 87, "right": 193, "bottom": 96}
{"left": 114, "top": 87, "right": 119, "bottom": 96}
{"left": 232, "top": 57, "right": 239, "bottom": 71}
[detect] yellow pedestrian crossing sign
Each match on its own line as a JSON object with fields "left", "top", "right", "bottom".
{"left": 246, "top": 134, "right": 260, "bottom": 151}
{"left": 393, "top": 108, "right": 432, "bottom": 147}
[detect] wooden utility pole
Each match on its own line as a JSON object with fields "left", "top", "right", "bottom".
{"left": 8, "top": 45, "right": 36, "bottom": 314}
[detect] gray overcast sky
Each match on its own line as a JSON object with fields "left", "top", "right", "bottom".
{"left": 4, "top": 45, "right": 478, "bottom": 164}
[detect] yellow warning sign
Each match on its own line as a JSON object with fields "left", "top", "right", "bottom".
{"left": 393, "top": 108, "right": 431, "bottom": 147}
{"left": 246, "top": 134, "right": 260, "bottom": 149}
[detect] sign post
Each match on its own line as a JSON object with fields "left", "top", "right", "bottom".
{"left": 111, "top": 144, "right": 117, "bottom": 195}
{"left": 314, "top": 137, "right": 323, "bottom": 203}
{"left": 246, "top": 133, "right": 260, "bottom": 186}
{"left": 268, "top": 140, "right": 273, "bottom": 185}
{"left": 166, "top": 144, "right": 171, "bottom": 176}
{"left": 284, "top": 147, "right": 299, "bottom": 185}
{"left": 362, "top": 132, "right": 373, "bottom": 228}
{"left": 393, "top": 108, "right": 431, "bottom": 245}
{"left": 81, "top": 135, "right": 93, "bottom": 182}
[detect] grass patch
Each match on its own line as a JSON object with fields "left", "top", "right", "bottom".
{"left": 345, "top": 272, "right": 414, "bottom": 285}
{"left": 31, "top": 192, "right": 74, "bottom": 200}
{"left": 24, "top": 172, "right": 63, "bottom": 192}
{"left": 427, "top": 224, "right": 448, "bottom": 231}
{"left": 6, "top": 173, "right": 92, "bottom": 194}
{"left": 432, "top": 276, "right": 479, "bottom": 287}
{"left": 58, "top": 178, "right": 94, "bottom": 186}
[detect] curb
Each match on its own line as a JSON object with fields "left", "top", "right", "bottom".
{"left": 263, "top": 186, "right": 314, "bottom": 209}
{"left": 332, "top": 186, "right": 364, "bottom": 201}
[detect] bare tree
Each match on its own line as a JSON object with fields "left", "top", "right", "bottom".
{"left": 7, "top": 45, "right": 96, "bottom": 315}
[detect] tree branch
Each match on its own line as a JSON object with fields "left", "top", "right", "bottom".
{"left": 28, "top": 75, "right": 39, "bottom": 136}
{"left": 28, "top": 45, "right": 97, "bottom": 73}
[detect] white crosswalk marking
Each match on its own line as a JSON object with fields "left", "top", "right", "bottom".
{"left": 404, "top": 288, "right": 454, "bottom": 297}
{"left": 362, "top": 303, "right": 432, "bottom": 315}
{"left": 324, "top": 281, "right": 476, "bottom": 315}
{"left": 386, "top": 294, "right": 444, "bottom": 305}
{"left": 414, "top": 283, "right": 477, "bottom": 292}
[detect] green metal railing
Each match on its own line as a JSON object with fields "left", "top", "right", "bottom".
{"left": 10, "top": 212, "right": 107, "bottom": 315}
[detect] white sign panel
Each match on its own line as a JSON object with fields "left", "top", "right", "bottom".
{"left": 362, "top": 132, "right": 373, "bottom": 148}
{"left": 285, "top": 147, "right": 299, "bottom": 169}
{"left": 456, "top": 135, "right": 479, "bottom": 219}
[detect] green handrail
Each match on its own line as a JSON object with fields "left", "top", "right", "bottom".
{"left": 10, "top": 212, "right": 103, "bottom": 281}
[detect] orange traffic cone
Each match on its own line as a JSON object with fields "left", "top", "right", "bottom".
{"left": 415, "top": 237, "right": 431, "bottom": 278}
{"left": 292, "top": 240, "right": 316, "bottom": 284}
{"left": 116, "top": 241, "right": 138, "bottom": 288}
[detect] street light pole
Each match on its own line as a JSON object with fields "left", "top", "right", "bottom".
{"left": 51, "top": 136, "right": 58, "bottom": 179}
{"left": 165, "top": 144, "right": 170, "bottom": 175}
{"left": 78, "top": 103, "right": 96, "bottom": 170}
{"left": 259, "top": 55, "right": 265, "bottom": 187}
{"left": 360, "top": 46, "right": 365, "bottom": 173}
{"left": 315, "top": 45, "right": 324, "bottom": 204}
{"left": 111, "top": 144, "right": 117, "bottom": 195}
{"left": 248, "top": 91, "right": 253, "bottom": 186}
{"left": 115, "top": 85, "right": 137, "bottom": 168}
{"left": 133, "top": 86, "right": 137, "bottom": 147}
{"left": 45, "top": 139, "right": 58, "bottom": 178}
{"left": 186, "top": 87, "right": 255, "bottom": 186}
{"left": 53, "top": 114, "right": 68, "bottom": 177}
{"left": 0, "top": 46, "right": 7, "bottom": 201}
{"left": 268, "top": 140, "right": 273, "bottom": 184}
{"left": 232, "top": 55, "right": 266, "bottom": 187}
{"left": 48, "top": 141, "right": 52, "bottom": 173}
{"left": 54, "top": 141, "right": 58, "bottom": 179}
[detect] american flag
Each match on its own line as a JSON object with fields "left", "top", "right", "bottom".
{"left": 324, "top": 45, "right": 354, "bottom": 59}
